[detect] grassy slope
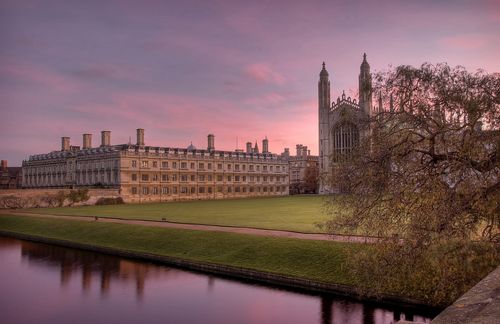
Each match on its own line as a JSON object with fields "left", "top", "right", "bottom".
{"left": 25, "top": 195, "right": 329, "bottom": 233}
{"left": 0, "top": 215, "right": 360, "bottom": 285}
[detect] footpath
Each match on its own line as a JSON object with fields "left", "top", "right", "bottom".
{"left": 0, "top": 210, "right": 378, "bottom": 243}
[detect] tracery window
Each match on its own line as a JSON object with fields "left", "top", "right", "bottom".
{"left": 331, "top": 122, "right": 359, "bottom": 162}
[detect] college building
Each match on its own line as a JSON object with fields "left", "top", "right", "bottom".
{"left": 21, "top": 129, "right": 289, "bottom": 202}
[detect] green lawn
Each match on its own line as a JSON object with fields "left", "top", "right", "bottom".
{"left": 0, "top": 215, "right": 360, "bottom": 286}
{"left": 25, "top": 195, "right": 330, "bottom": 233}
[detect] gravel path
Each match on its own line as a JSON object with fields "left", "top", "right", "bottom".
{"left": 0, "top": 210, "right": 378, "bottom": 243}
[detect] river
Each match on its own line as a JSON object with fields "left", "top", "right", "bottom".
{"left": 0, "top": 237, "right": 436, "bottom": 323}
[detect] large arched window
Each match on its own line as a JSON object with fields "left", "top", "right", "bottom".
{"left": 331, "top": 122, "right": 359, "bottom": 162}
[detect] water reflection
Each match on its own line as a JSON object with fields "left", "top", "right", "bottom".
{"left": 0, "top": 237, "right": 436, "bottom": 324}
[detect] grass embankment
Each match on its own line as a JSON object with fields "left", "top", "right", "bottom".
{"left": 25, "top": 195, "right": 329, "bottom": 233}
{"left": 0, "top": 214, "right": 358, "bottom": 285}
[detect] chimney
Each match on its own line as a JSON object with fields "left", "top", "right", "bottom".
{"left": 262, "top": 137, "right": 269, "bottom": 154}
{"left": 1, "top": 160, "right": 7, "bottom": 171}
{"left": 282, "top": 148, "right": 290, "bottom": 158}
{"left": 253, "top": 142, "right": 259, "bottom": 154}
{"left": 296, "top": 144, "right": 302, "bottom": 157}
{"left": 308, "top": 150, "right": 311, "bottom": 156}
{"left": 207, "top": 134, "right": 215, "bottom": 151}
{"left": 302, "top": 146, "right": 308, "bottom": 157}
{"left": 246, "top": 142, "right": 252, "bottom": 153}
{"left": 136, "top": 128, "right": 144, "bottom": 146}
{"left": 83, "top": 133, "right": 92, "bottom": 149}
{"left": 101, "top": 131, "right": 111, "bottom": 146}
{"left": 61, "top": 137, "right": 70, "bottom": 151}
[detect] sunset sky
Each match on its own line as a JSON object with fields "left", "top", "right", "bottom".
{"left": 1, "top": 0, "right": 499, "bottom": 165}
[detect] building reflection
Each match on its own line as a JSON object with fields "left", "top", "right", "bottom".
{"left": 19, "top": 240, "right": 175, "bottom": 300}
{"left": 319, "top": 296, "right": 431, "bottom": 324}
{"left": 13, "top": 238, "right": 433, "bottom": 324}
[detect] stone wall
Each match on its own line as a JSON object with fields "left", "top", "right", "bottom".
{"left": 0, "top": 188, "right": 121, "bottom": 208}
{"left": 431, "top": 266, "right": 500, "bottom": 323}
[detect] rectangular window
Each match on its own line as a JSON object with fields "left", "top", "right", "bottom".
{"left": 142, "top": 174, "right": 149, "bottom": 181}
{"left": 141, "top": 160, "right": 149, "bottom": 168}
{"left": 162, "top": 174, "right": 167, "bottom": 181}
{"left": 190, "top": 175, "right": 195, "bottom": 181}
{"left": 180, "top": 187, "right": 187, "bottom": 194}
{"left": 152, "top": 174, "right": 159, "bottom": 181}
{"left": 217, "top": 186, "right": 223, "bottom": 193}
{"left": 263, "top": 165, "right": 268, "bottom": 171}
{"left": 207, "top": 175, "right": 212, "bottom": 181}
{"left": 162, "top": 161, "right": 168, "bottom": 168}
{"left": 171, "top": 174, "right": 178, "bottom": 181}
{"left": 227, "top": 186, "right": 232, "bottom": 193}
{"left": 199, "top": 175, "right": 205, "bottom": 181}
{"left": 199, "top": 187, "right": 205, "bottom": 193}
{"left": 191, "top": 187, "right": 196, "bottom": 194}
{"left": 153, "top": 187, "right": 158, "bottom": 195}
{"left": 235, "top": 176, "right": 240, "bottom": 182}
{"left": 270, "top": 166, "right": 273, "bottom": 171}
{"left": 208, "top": 187, "right": 212, "bottom": 193}
{"left": 227, "top": 164, "right": 232, "bottom": 170}
{"left": 235, "top": 186, "right": 240, "bottom": 193}
{"left": 172, "top": 187, "right": 178, "bottom": 194}
{"left": 227, "top": 175, "right": 232, "bottom": 182}
{"left": 242, "top": 164, "right": 246, "bottom": 171}
{"left": 181, "top": 175, "right": 188, "bottom": 182}
{"left": 256, "top": 165, "right": 260, "bottom": 171}
{"left": 217, "top": 164, "right": 222, "bottom": 170}
{"left": 217, "top": 175, "right": 223, "bottom": 182}
{"left": 153, "top": 161, "right": 158, "bottom": 168}
{"left": 131, "top": 174, "right": 137, "bottom": 181}
{"left": 235, "top": 164, "right": 240, "bottom": 171}
{"left": 190, "top": 162, "right": 195, "bottom": 169}
{"left": 181, "top": 162, "right": 187, "bottom": 169}
{"left": 199, "top": 163, "right": 204, "bottom": 170}
{"left": 208, "top": 163, "right": 212, "bottom": 170}
{"left": 131, "top": 160, "right": 137, "bottom": 168}
{"left": 142, "top": 187, "right": 149, "bottom": 195}
{"left": 131, "top": 187, "right": 137, "bottom": 194}
{"left": 249, "top": 165, "right": 254, "bottom": 171}
{"left": 172, "top": 162, "right": 177, "bottom": 169}
{"left": 162, "top": 187, "right": 168, "bottom": 194}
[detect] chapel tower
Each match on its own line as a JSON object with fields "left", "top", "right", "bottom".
{"left": 358, "top": 53, "right": 372, "bottom": 116}
{"left": 318, "top": 62, "right": 331, "bottom": 192}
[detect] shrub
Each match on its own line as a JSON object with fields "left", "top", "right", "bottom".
{"left": 95, "top": 197, "right": 124, "bottom": 205}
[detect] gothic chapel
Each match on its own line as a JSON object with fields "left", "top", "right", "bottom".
{"left": 318, "top": 53, "right": 374, "bottom": 194}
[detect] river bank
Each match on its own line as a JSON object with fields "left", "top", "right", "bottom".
{"left": 0, "top": 214, "right": 441, "bottom": 313}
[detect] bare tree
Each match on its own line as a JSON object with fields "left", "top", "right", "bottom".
{"left": 325, "top": 63, "right": 499, "bottom": 305}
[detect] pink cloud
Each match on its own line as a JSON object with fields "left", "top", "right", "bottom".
{"left": 0, "top": 60, "right": 77, "bottom": 93}
{"left": 440, "top": 34, "right": 488, "bottom": 50}
{"left": 244, "top": 63, "right": 286, "bottom": 85}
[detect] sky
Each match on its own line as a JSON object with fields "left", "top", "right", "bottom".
{"left": 1, "top": 0, "right": 499, "bottom": 165}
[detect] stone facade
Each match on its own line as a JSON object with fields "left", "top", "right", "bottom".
{"left": 318, "top": 54, "right": 374, "bottom": 194}
{"left": 284, "top": 145, "right": 319, "bottom": 194}
{"left": 0, "top": 160, "right": 22, "bottom": 189}
{"left": 22, "top": 130, "right": 289, "bottom": 202}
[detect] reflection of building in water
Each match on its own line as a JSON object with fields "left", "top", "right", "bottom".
{"left": 20, "top": 241, "right": 177, "bottom": 299}
{"left": 320, "top": 296, "right": 431, "bottom": 324}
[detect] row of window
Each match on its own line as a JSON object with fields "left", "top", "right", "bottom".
{"left": 131, "top": 160, "right": 286, "bottom": 172}
{"left": 130, "top": 173, "right": 287, "bottom": 183}
{"left": 130, "top": 186, "right": 288, "bottom": 195}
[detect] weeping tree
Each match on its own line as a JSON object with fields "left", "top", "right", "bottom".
{"left": 325, "top": 63, "right": 500, "bottom": 306}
